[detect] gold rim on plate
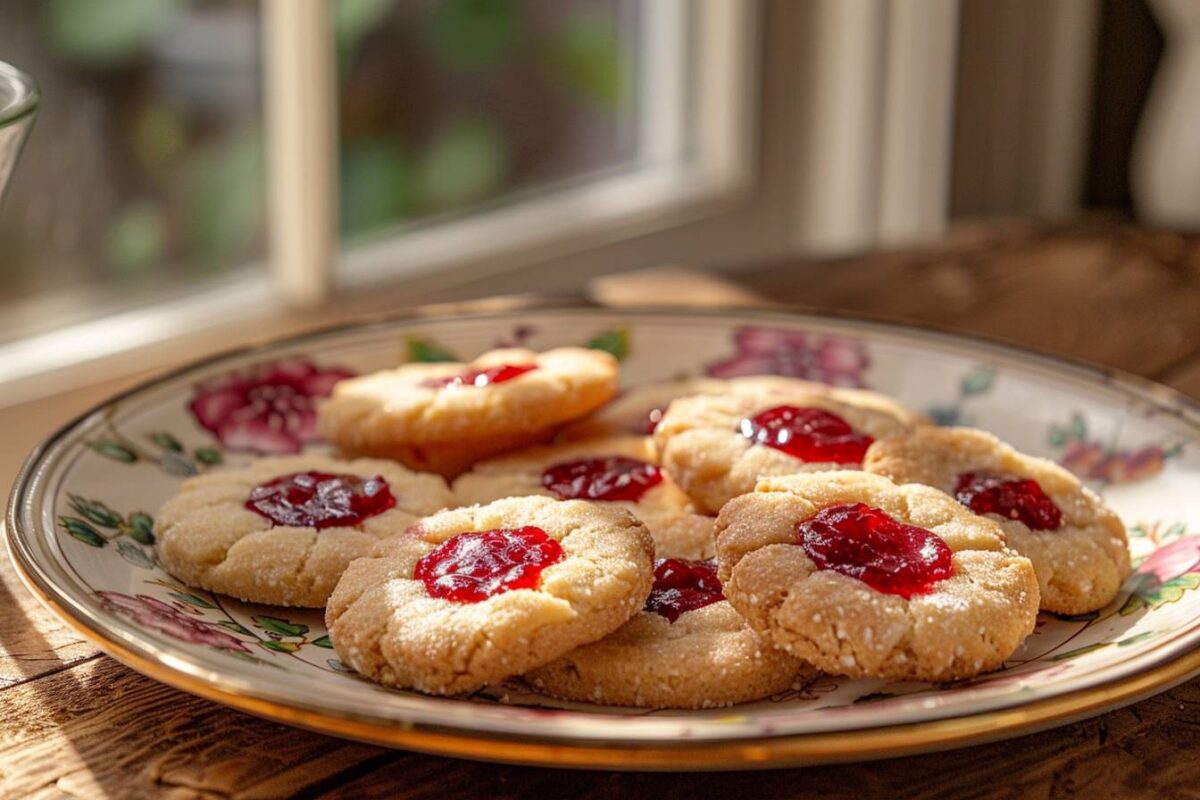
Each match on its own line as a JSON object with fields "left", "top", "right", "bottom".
{"left": 8, "top": 306, "right": 1200, "bottom": 769}
{"left": 11, "top": 545, "right": 1200, "bottom": 769}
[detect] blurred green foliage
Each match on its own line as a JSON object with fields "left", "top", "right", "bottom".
{"left": 334, "top": 0, "right": 393, "bottom": 71}
{"left": 335, "top": 0, "right": 628, "bottom": 237}
{"left": 417, "top": 118, "right": 509, "bottom": 212}
{"left": 106, "top": 200, "right": 167, "bottom": 274}
{"left": 426, "top": 0, "right": 519, "bottom": 71}
{"left": 132, "top": 104, "right": 187, "bottom": 177}
{"left": 21, "top": 0, "right": 633, "bottom": 290}
{"left": 182, "top": 129, "right": 264, "bottom": 266}
{"left": 339, "top": 139, "right": 417, "bottom": 236}
{"left": 544, "top": 7, "right": 626, "bottom": 109}
{"left": 46, "top": 0, "right": 180, "bottom": 68}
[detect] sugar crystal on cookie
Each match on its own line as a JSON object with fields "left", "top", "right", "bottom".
{"left": 421, "top": 363, "right": 536, "bottom": 389}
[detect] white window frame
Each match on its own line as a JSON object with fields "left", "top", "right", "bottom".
{"left": 0, "top": 0, "right": 758, "bottom": 404}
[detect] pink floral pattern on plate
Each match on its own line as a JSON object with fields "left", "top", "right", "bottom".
{"left": 707, "top": 327, "right": 868, "bottom": 387}
{"left": 188, "top": 359, "right": 353, "bottom": 454}
{"left": 1139, "top": 535, "right": 1200, "bottom": 582}
{"left": 1061, "top": 441, "right": 1174, "bottom": 485}
{"left": 98, "top": 591, "right": 251, "bottom": 653}
{"left": 1050, "top": 412, "right": 1183, "bottom": 486}
{"left": 1121, "top": 535, "right": 1200, "bottom": 616}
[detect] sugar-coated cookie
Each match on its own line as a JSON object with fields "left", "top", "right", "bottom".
{"left": 156, "top": 455, "right": 455, "bottom": 607}
{"left": 715, "top": 471, "right": 1039, "bottom": 681}
{"left": 527, "top": 558, "right": 811, "bottom": 708}
{"left": 654, "top": 386, "right": 921, "bottom": 514}
{"left": 454, "top": 436, "right": 714, "bottom": 560}
{"left": 325, "top": 496, "right": 655, "bottom": 695}
{"left": 864, "top": 427, "right": 1130, "bottom": 614}
{"left": 318, "top": 347, "right": 619, "bottom": 477}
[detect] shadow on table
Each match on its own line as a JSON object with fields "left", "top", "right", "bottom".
{"left": 0, "top": 546, "right": 108, "bottom": 792}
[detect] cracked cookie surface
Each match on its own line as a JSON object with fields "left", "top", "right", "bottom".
{"left": 454, "top": 436, "right": 715, "bottom": 560}
{"left": 864, "top": 426, "right": 1130, "bottom": 614}
{"left": 654, "top": 386, "right": 921, "bottom": 514}
{"left": 325, "top": 496, "right": 655, "bottom": 695}
{"left": 318, "top": 347, "right": 618, "bottom": 477}
{"left": 156, "top": 455, "right": 454, "bottom": 607}
{"left": 715, "top": 471, "right": 1039, "bottom": 681}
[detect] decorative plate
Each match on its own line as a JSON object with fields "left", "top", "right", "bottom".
{"left": 8, "top": 307, "right": 1200, "bottom": 770}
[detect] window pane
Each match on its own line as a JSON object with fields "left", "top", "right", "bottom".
{"left": 335, "top": 0, "right": 641, "bottom": 241}
{"left": 0, "top": 0, "right": 264, "bottom": 343}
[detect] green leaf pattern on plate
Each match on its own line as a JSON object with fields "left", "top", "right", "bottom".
{"left": 87, "top": 422, "right": 219, "bottom": 477}
{"left": 59, "top": 498, "right": 156, "bottom": 562}
{"left": 255, "top": 616, "right": 311, "bottom": 638}
{"left": 586, "top": 328, "right": 630, "bottom": 360}
{"left": 1120, "top": 574, "right": 1200, "bottom": 616}
{"left": 406, "top": 335, "right": 459, "bottom": 363}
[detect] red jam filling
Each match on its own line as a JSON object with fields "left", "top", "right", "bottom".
{"left": 797, "top": 503, "right": 953, "bottom": 598}
{"left": 739, "top": 405, "right": 874, "bottom": 464}
{"left": 643, "top": 558, "right": 725, "bottom": 622}
{"left": 540, "top": 456, "right": 664, "bottom": 503}
{"left": 422, "top": 363, "right": 536, "bottom": 389}
{"left": 955, "top": 472, "right": 1063, "bottom": 531}
{"left": 245, "top": 471, "right": 395, "bottom": 529}
{"left": 413, "top": 526, "right": 564, "bottom": 603}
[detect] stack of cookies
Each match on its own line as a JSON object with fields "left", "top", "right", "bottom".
{"left": 155, "top": 346, "right": 1132, "bottom": 709}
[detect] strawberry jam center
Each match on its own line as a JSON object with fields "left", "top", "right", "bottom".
{"left": 245, "top": 471, "right": 395, "bottom": 529}
{"left": 422, "top": 363, "right": 536, "bottom": 389}
{"left": 541, "top": 456, "right": 664, "bottom": 503}
{"left": 413, "top": 527, "right": 564, "bottom": 603}
{"left": 797, "top": 503, "right": 953, "bottom": 598}
{"left": 739, "top": 405, "right": 873, "bottom": 464}
{"left": 955, "top": 472, "right": 1063, "bottom": 531}
{"left": 644, "top": 558, "right": 725, "bottom": 622}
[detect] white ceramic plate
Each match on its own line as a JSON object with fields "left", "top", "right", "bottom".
{"left": 8, "top": 307, "right": 1200, "bottom": 769}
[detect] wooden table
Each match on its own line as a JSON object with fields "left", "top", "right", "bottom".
{"left": 4, "top": 219, "right": 1200, "bottom": 798}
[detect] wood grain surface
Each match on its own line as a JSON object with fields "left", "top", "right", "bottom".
{"left": 3, "top": 219, "right": 1199, "bottom": 798}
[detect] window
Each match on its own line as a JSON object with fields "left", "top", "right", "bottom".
{"left": 336, "top": 0, "right": 642, "bottom": 241}
{"left": 0, "top": 0, "right": 754, "bottom": 394}
{"left": 0, "top": 0, "right": 265, "bottom": 343}
{"left": 331, "top": 0, "right": 755, "bottom": 296}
